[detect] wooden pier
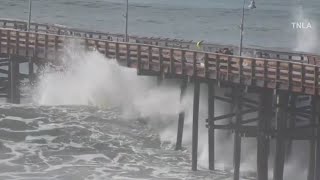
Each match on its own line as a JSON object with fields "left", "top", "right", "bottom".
{"left": 0, "top": 19, "right": 319, "bottom": 180}
{"left": 1, "top": 18, "right": 320, "bottom": 64}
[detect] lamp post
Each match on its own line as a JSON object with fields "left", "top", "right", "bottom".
{"left": 239, "top": 0, "right": 256, "bottom": 56}
{"left": 125, "top": 0, "right": 129, "bottom": 42}
{"left": 27, "top": 0, "right": 32, "bottom": 31}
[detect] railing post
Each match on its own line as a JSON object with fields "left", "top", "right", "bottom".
{"left": 34, "top": 32, "right": 38, "bottom": 57}
{"left": 227, "top": 56, "right": 231, "bottom": 81}
{"left": 115, "top": 43, "right": 119, "bottom": 60}
{"left": 0, "top": 29, "right": 2, "bottom": 53}
{"left": 251, "top": 58, "right": 256, "bottom": 85}
{"left": 137, "top": 45, "right": 141, "bottom": 75}
{"left": 181, "top": 50, "right": 186, "bottom": 75}
{"left": 170, "top": 49, "right": 174, "bottom": 74}
{"left": 276, "top": 61, "right": 280, "bottom": 89}
{"left": 314, "top": 67, "right": 318, "bottom": 96}
{"left": 204, "top": 53, "right": 209, "bottom": 78}
{"left": 105, "top": 41, "right": 109, "bottom": 58}
{"left": 84, "top": 38, "right": 89, "bottom": 51}
{"left": 54, "top": 35, "right": 58, "bottom": 61}
{"left": 148, "top": 46, "right": 152, "bottom": 71}
{"left": 6, "top": 30, "right": 10, "bottom": 54}
{"left": 239, "top": 56, "right": 243, "bottom": 84}
{"left": 44, "top": 34, "right": 48, "bottom": 59}
{"left": 288, "top": 63, "right": 293, "bottom": 91}
{"left": 301, "top": 65, "right": 305, "bottom": 93}
{"left": 216, "top": 55, "right": 220, "bottom": 83}
{"left": 15, "top": 31, "right": 19, "bottom": 55}
{"left": 126, "top": 44, "right": 130, "bottom": 66}
{"left": 25, "top": 31, "right": 29, "bottom": 57}
{"left": 193, "top": 52, "right": 197, "bottom": 78}
{"left": 159, "top": 48, "right": 163, "bottom": 76}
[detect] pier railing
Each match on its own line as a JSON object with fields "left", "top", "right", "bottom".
{"left": 0, "top": 18, "right": 319, "bottom": 64}
{"left": 0, "top": 28, "right": 319, "bottom": 96}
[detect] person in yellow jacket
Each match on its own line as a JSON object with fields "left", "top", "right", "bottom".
{"left": 196, "top": 40, "right": 204, "bottom": 50}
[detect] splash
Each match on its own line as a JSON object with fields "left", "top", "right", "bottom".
{"left": 293, "top": 6, "right": 318, "bottom": 53}
{"left": 30, "top": 40, "right": 260, "bottom": 177}
{"left": 32, "top": 40, "right": 183, "bottom": 138}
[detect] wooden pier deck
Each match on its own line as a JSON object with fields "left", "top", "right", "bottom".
{"left": 1, "top": 18, "right": 320, "bottom": 64}
{"left": 0, "top": 27, "right": 319, "bottom": 95}
{"left": 0, "top": 20, "right": 319, "bottom": 180}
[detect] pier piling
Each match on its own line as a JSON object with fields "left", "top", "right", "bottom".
{"left": 233, "top": 87, "right": 243, "bottom": 180}
{"left": 192, "top": 81, "right": 200, "bottom": 171}
{"left": 28, "top": 57, "right": 34, "bottom": 84}
{"left": 315, "top": 96, "right": 320, "bottom": 180}
{"left": 273, "top": 91, "right": 289, "bottom": 180}
{"left": 208, "top": 81, "right": 215, "bottom": 170}
{"left": 257, "top": 89, "right": 272, "bottom": 180}
{"left": 175, "top": 78, "right": 187, "bottom": 150}
{"left": 308, "top": 96, "right": 316, "bottom": 180}
{"left": 7, "top": 56, "right": 20, "bottom": 104}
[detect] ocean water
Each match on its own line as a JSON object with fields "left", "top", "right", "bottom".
{"left": 0, "top": 0, "right": 319, "bottom": 180}
{"left": 0, "top": 0, "right": 319, "bottom": 51}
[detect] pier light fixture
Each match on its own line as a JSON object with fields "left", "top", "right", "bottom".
{"left": 248, "top": 0, "right": 256, "bottom": 9}
{"left": 125, "top": 0, "right": 129, "bottom": 42}
{"left": 28, "top": 0, "right": 32, "bottom": 31}
{"left": 239, "top": 0, "right": 256, "bottom": 56}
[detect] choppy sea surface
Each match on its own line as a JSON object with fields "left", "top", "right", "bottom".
{"left": 0, "top": 104, "right": 232, "bottom": 180}
{"left": 0, "top": 0, "right": 318, "bottom": 180}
